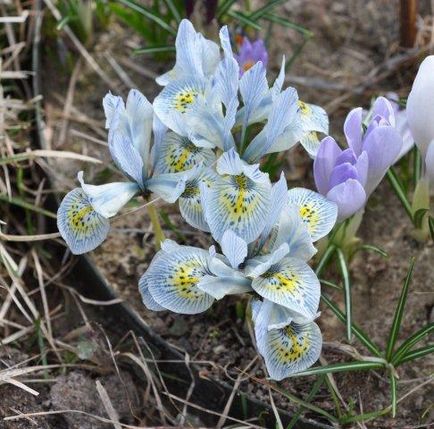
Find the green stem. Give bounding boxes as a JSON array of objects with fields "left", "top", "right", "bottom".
[
  {"left": 411, "top": 177, "right": 430, "bottom": 241},
  {"left": 147, "top": 202, "right": 165, "bottom": 250}
]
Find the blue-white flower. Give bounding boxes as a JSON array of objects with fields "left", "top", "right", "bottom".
[{"left": 58, "top": 89, "right": 201, "bottom": 255}]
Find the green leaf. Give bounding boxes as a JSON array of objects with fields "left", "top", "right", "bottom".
[
  {"left": 263, "top": 13, "right": 313, "bottom": 37},
  {"left": 397, "top": 344, "right": 434, "bottom": 364},
  {"left": 292, "top": 361, "right": 384, "bottom": 377},
  {"left": 319, "top": 279, "right": 342, "bottom": 290},
  {"left": 429, "top": 216, "right": 434, "bottom": 241},
  {"left": 134, "top": 45, "right": 176, "bottom": 55},
  {"left": 217, "top": 0, "right": 238, "bottom": 19},
  {"left": 286, "top": 375, "right": 325, "bottom": 429},
  {"left": 386, "top": 168, "right": 413, "bottom": 221},
  {"left": 336, "top": 248, "right": 352, "bottom": 341},
  {"left": 392, "top": 323, "right": 434, "bottom": 365},
  {"left": 163, "top": 0, "right": 181, "bottom": 23},
  {"left": 227, "top": 10, "right": 262, "bottom": 30},
  {"left": 390, "top": 372, "right": 397, "bottom": 417},
  {"left": 110, "top": 3, "right": 152, "bottom": 40},
  {"left": 413, "top": 208, "right": 429, "bottom": 229},
  {"left": 116, "top": 0, "right": 176, "bottom": 35},
  {"left": 0, "top": 194, "right": 57, "bottom": 219},
  {"left": 249, "top": 0, "right": 287, "bottom": 20},
  {"left": 315, "top": 244, "right": 336, "bottom": 277},
  {"left": 321, "top": 294, "right": 383, "bottom": 357},
  {"left": 354, "top": 244, "right": 388, "bottom": 258},
  {"left": 385, "top": 258, "right": 415, "bottom": 361}
]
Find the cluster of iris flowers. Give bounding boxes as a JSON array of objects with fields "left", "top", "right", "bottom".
[{"left": 57, "top": 19, "right": 408, "bottom": 379}]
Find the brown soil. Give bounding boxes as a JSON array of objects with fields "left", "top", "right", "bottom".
[{"left": 23, "top": 0, "right": 434, "bottom": 427}]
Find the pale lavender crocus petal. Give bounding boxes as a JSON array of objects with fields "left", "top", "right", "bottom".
[
  {"left": 328, "top": 163, "right": 359, "bottom": 189},
  {"left": 326, "top": 179, "right": 367, "bottom": 221},
  {"left": 354, "top": 151, "right": 369, "bottom": 187},
  {"left": 362, "top": 126, "right": 403, "bottom": 196},
  {"left": 314, "top": 136, "right": 342, "bottom": 195},
  {"left": 372, "top": 96, "right": 395, "bottom": 126},
  {"left": 344, "top": 107, "right": 363, "bottom": 155},
  {"left": 236, "top": 37, "right": 268, "bottom": 76},
  {"left": 336, "top": 148, "right": 357, "bottom": 165}
]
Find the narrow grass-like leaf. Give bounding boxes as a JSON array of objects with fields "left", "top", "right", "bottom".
[
  {"left": 320, "top": 279, "right": 342, "bottom": 290},
  {"left": 336, "top": 248, "right": 352, "bottom": 341},
  {"left": 354, "top": 244, "right": 388, "bottom": 258},
  {"left": 386, "top": 168, "right": 414, "bottom": 221},
  {"left": 385, "top": 258, "right": 415, "bottom": 361},
  {"left": 227, "top": 10, "right": 262, "bottom": 30},
  {"left": 134, "top": 45, "right": 176, "bottom": 55},
  {"left": 428, "top": 216, "right": 434, "bottom": 241},
  {"left": 392, "top": 323, "right": 434, "bottom": 365},
  {"left": 390, "top": 372, "right": 397, "bottom": 417},
  {"left": 216, "top": 0, "right": 238, "bottom": 18},
  {"left": 163, "top": 0, "right": 181, "bottom": 23},
  {"left": 286, "top": 375, "right": 325, "bottom": 429},
  {"left": 315, "top": 243, "right": 336, "bottom": 277},
  {"left": 249, "top": 0, "right": 287, "bottom": 20},
  {"left": 0, "top": 194, "right": 57, "bottom": 219},
  {"left": 395, "top": 344, "right": 434, "bottom": 365},
  {"left": 339, "top": 407, "right": 390, "bottom": 425},
  {"left": 117, "top": 0, "right": 176, "bottom": 35},
  {"left": 263, "top": 13, "right": 313, "bottom": 37},
  {"left": 292, "top": 361, "right": 384, "bottom": 377},
  {"left": 413, "top": 208, "right": 429, "bottom": 229},
  {"left": 321, "top": 294, "right": 383, "bottom": 357}
]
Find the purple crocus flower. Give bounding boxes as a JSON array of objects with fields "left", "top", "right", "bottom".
[
  {"left": 235, "top": 37, "right": 268, "bottom": 76},
  {"left": 314, "top": 97, "right": 403, "bottom": 221}
]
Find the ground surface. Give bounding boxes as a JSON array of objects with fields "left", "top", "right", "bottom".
[{"left": 1, "top": 0, "right": 434, "bottom": 428}]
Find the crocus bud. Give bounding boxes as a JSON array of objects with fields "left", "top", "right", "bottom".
[
  {"left": 235, "top": 37, "right": 268, "bottom": 76},
  {"left": 314, "top": 98, "right": 403, "bottom": 221},
  {"left": 407, "top": 56, "right": 434, "bottom": 158}
]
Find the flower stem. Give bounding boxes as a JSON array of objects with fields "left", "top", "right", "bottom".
[
  {"left": 411, "top": 176, "right": 431, "bottom": 241},
  {"left": 147, "top": 202, "right": 165, "bottom": 250}
]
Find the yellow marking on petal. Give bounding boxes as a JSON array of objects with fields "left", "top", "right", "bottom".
[
  {"left": 263, "top": 270, "right": 300, "bottom": 295},
  {"left": 67, "top": 205, "right": 94, "bottom": 234},
  {"left": 174, "top": 90, "right": 198, "bottom": 113},
  {"left": 298, "top": 101, "right": 312, "bottom": 116},
  {"left": 299, "top": 203, "right": 320, "bottom": 234},
  {"left": 169, "top": 260, "right": 202, "bottom": 299},
  {"left": 271, "top": 326, "right": 310, "bottom": 363},
  {"left": 219, "top": 174, "right": 260, "bottom": 224}
]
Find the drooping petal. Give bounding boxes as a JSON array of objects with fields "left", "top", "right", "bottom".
[
  {"left": 250, "top": 256, "right": 320, "bottom": 320},
  {"left": 344, "top": 107, "right": 363, "bottom": 155},
  {"left": 200, "top": 168, "right": 272, "bottom": 243},
  {"left": 252, "top": 299, "right": 297, "bottom": 333},
  {"left": 300, "top": 131, "right": 322, "bottom": 158},
  {"left": 78, "top": 172, "right": 139, "bottom": 218},
  {"left": 138, "top": 272, "right": 165, "bottom": 311},
  {"left": 179, "top": 168, "right": 217, "bottom": 231},
  {"left": 146, "top": 169, "right": 193, "bottom": 203},
  {"left": 287, "top": 188, "right": 337, "bottom": 242},
  {"left": 146, "top": 245, "right": 214, "bottom": 314},
  {"left": 362, "top": 126, "right": 403, "bottom": 196},
  {"left": 256, "top": 319, "right": 322, "bottom": 380},
  {"left": 57, "top": 188, "right": 110, "bottom": 255},
  {"left": 220, "top": 230, "right": 248, "bottom": 269},
  {"left": 326, "top": 179, "right": 366, "bottom": 221},
  {"left": 313, "top": 136, "right": 342, "bottom": 195},
  {"left": 153, "top": 131, "right": 215, "bottom": 175},
  {"left": 298, "top": 101, "right": 328, "bottom": 134}
]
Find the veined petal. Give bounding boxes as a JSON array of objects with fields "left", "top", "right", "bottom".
[
  {"left": 179, "top": 168, "right": 217, "bottom": 231},
  {"left": 344, "top": 107, "right": 363, "bottom": 156},
  {"left": 201, "top": 170, "right": 272, "bottom": 243},
  {"left": 154, "top": 131, "right": 215, "bottom": 174},
  {"left": 103, "top": 92, "right": 123, "bottom": 129},
  {"left": 146, "top": 245, "right": 214, "bottom": 314},
  {"left": 78, "top": 172, "right": 139, "bottom": 218},
  {"left": 268, "top": 206, "right": 317, "bottom": 262},
  {"left": 300, "top": 131, "right": 322, "bottom": 158},
  {"left": 146, "top": 169, "right": 194, "bottom": 203},
  {"left": 153, "top": 77, "right": 207, "bottom": 136},
  {"left": 326, "top": 179, "right": 366, "bottom": 221},
  {"left": 57, "top": 188, "right": 110, "bottom": 255},
  {"left": 314, "top": 136, "right": 342, "bottom": 195},
  {"left": 220, "top": 230, "right": 248, "bottom": 269},
  {"left": 287, "top": 188, "right": 337, "bottom": 242},
  {"left": 256, "top": 319, "right": 322, "bottom": 380},
  {"left": 298, "top": 101, "right": 328, "bottom": 134},
  {"left": 250, "top": 256, "right": 320, "bottom": 320},
  {"left": 139, "top": 272, "right": 165, "bottom": 311},
  {"left": 244, "top": 243, "right": 290, "bottom": 278},
  {"left": 270, "top": 56, "right": 286, "bottom": 99}
]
